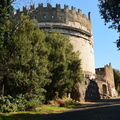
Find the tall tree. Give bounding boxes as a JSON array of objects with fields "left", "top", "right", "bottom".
[
  {"left": 0, "top": 0, "right": 50, "bottom": 104},
  {"left": 0, "top": 15, "right": 51, "bottom": 105},
  {"left": 13, "top": 16, "right": 51, "bottom": 103},
  {"left": 45, "top": 31, "right": 83, "bottom": 99},
  {"left": 113, "top": 69, "right": 120, "bottom": 93},
  {"left": 0, "top": 0, "right": 15, "bottom": 96},
  {"left": 98, "top": 0, "right": 120, "bottom": 49}
]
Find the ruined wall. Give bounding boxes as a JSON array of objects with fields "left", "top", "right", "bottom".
[
  {"left": 71, "top": 79, "right": 100, "bottom": 102},
  {"left": 96, "top": 64, "right": 118, "bottom": 98}
]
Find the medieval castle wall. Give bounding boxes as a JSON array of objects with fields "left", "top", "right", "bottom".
[
  {"left": 15, "top": 3, "right": 95, "bottom": 77},
  {"left": 96, "top": 64, "right": 118, "bottom": 98}
]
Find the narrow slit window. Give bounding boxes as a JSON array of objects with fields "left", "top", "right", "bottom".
[
  {"left": 52, "top": 16, "right": 55, "bottom": 19},
  {"left": 43, "top": 16, "right": 47, "bottom": 19}
]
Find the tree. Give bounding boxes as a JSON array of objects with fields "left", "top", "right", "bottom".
[
  {"left": 0, "top": 0, "right": 51, "bottom": 33},
  {"left": 113, "top": 69, "right": 120, "bottom": 93},
  {"left": 0, "top": 0, "right": 15, "bottom": 96},
  {"left": 45, "top": 31, "right": 83, "bottom": 99},
  {"left": 0, "top": 0, "right": 13, "bottom": 22},
  {"left": 0, "top": 15, "right": 51, "bottom": 106},
  {"left": 14, "top": 16, "right": 51, "bottom": 103},
  {"left": 0, "top": 0, "right": 50, "bottom": 107},
  {"left": 98, "top": 0, "right": 120, "bottom": 49}
]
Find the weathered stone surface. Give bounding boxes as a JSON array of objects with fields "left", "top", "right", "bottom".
[
  {"left": 71, "top": 79, "right": 100, "bottom": 102},
  {"left": 96, "top": 63, "right": 118, "bottom": 98}
]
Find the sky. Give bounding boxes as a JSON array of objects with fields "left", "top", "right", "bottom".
[{"left": 14, "top": 0, "right": 120, "bottom": 70}]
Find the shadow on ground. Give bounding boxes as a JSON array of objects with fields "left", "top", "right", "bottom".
[{"left": 1, "top": 98, "right": 120, "bottom": 120}]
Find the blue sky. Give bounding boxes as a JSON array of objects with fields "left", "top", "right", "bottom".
[
  {"left": 14, "top": 0, "right": 120, "bottom": 70},
  {"left": 49, "top": 0, "right": 119, "bottom": 70}
]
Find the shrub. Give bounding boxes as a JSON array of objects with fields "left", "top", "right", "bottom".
[
  {"left": 13, "top": 94, "right": 28, "bottom": 111},
  {"left": 0, "top": 95, "right": 17, "bottom": 112},
  {"left": 0, "top": 95, "right": 28, "bottom": 113}
]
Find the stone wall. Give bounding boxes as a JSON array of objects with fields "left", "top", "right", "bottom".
[
  {"left": 71, "top": 78, "right": 100, "bottom": 102},
  {"left": 69, "top": 36, "right": 95, "bottom": 75},
  {"left": 96, "top": 63, "right": 118, "bottom": 98},
  {"left": 15, "top": 3, "right": 92, "bottom": 32}
]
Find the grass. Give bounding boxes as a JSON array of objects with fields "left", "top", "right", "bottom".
[
  {"left": 0, "top": 105, "right": 67, "bottom": 120},
  {"left": 35, "top": 105, "right": 67, "bottom": 113},
  {"left": 64, "top": 101, "right": 82, "bottom": 108},
  {"left": 0, "top": 101, "right": 82, "bottom": 120}
]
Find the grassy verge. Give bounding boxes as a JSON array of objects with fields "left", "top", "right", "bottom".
[
  {"left": 0, "top": 101, "right": 82, "bottom": 120},
  {"left": 0, "top": 105, "right": 67, "bottom": 120},
  {"left": 63, "top": 101, "right": 82, "bottom": 108}
]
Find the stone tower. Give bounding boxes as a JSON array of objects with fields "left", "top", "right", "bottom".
[{"left": 15, "top": 3, "right": 95, "bottom": 78}]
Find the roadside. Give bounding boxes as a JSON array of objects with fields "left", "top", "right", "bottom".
[
  {"left": 0, "top": 99, "right": 82, "bottom": 120},
  {"left": 1, "top": 97, "right": 120, "bottom": 120}
]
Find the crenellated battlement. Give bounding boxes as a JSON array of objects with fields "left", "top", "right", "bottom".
[
  {"left": 16, "top": 3, "right": 92, "bottom": 32},
  {"left": 17, "top": 3, "right": 89, "bottom": 18}
]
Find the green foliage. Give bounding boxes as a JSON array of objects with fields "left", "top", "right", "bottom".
[
  {"left": 0, "top": 0, "right": 15, "bottom": 97},
  {"left": 0, "top": 0, "right": 50, "bottom": 101},
  {"left": 0, "top": 0, "right": 14, "bottom": 23},
  {"left": 0, "top": 95, "right": 28, "bottom": 113},
  {"left": 12, "top": 16, "right": 50, "bottom": 96},
  {"left": 0, "top": 94, "right": 46, "bottom": 113},
  {"left": 45, "top": 31, "right": 83, "bottom": 99},
  {"left": 0, "top": 0, "right": 14, "bottom": 49},
  {"left": 98, "top": 0, "right": 120, "bottom": 49},
  {"left": 0, "top": 15, "right": 51, "bottom": 106},
  {"left": 98, "top": 0, "right": 120, "bottom": 30},
  {"left": 0, "top": 0, "right": 83, "bottom": 111},
  {"left": 113, "top": 69, "right": 120, "bottom": 93}
]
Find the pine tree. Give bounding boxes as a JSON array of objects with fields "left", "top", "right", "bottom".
[
  {"left": 0, "top": 0, "right": 15, "bottom": 96},
  {"left": 45, "top": 31, "right": 83, "bottom": 99},
  {"left": 0, "top": 15, "right": 51, "bottom": 105},
  {"left": 10, "top": 16, "right": 50, "bottom": 99}
]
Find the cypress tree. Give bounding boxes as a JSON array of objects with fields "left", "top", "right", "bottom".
[{"left": 45, "top": 31, "right": 83, "bottom": 99}]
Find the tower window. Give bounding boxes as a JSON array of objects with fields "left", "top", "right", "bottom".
[
  {"left": 52, "top": 16, "right": 55, "bottom": 19},
  {"left": 43, "top": 16, "right": 47, "bottom": 19}
]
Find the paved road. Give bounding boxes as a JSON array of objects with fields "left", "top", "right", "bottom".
[{"left": 26, "top": 98, "right": 120, "bottom": 120}]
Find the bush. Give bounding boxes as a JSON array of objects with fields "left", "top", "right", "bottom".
[
  {"left": 0, "top": 94, "right": 44, "bottom": 113},
  {"left": 0, "top": 94, "right": 28, "bottom": 113},
  {"left": 0, "top": 95, "right": 17, "bottom": 112},
  {"left": 13, "top": 94, "right": 28, "bottom": 111}
]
